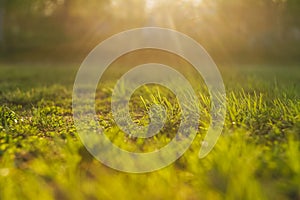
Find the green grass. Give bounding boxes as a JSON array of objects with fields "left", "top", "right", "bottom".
[{"left": 0, "top": 63, "right": 299, "bottom": 200}]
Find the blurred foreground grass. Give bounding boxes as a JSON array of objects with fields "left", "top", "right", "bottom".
[{"left": 0, "top": 63, "right": 299, "bottom": 200}]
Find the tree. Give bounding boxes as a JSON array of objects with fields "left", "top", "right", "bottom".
[{"left": 0, "top": 0, "right": 4, "bottom": 49}]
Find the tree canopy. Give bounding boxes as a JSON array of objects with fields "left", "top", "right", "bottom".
[{"left": 0, "top": 0, "right": 299, "bottom": 62}]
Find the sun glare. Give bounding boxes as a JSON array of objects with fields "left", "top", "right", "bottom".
[
  {"left": 146, "top": 0, "right": 204, "bottom": 11},
  {"left": 145, "top": 0, "right": 156, "bottom": 10},
  {"left": 182, "top": 0, "right": 203, "bottom": 6}
]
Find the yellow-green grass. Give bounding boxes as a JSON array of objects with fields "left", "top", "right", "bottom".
[{"left": 0, "top": 63, "right": 299, "bottom": 200}]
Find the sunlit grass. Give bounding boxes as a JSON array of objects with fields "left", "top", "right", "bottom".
[{"left": 0, "top": 64, "right": 299, "bottom": 199}]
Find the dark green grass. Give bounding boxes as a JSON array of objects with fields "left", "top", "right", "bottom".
[{"left": 0, "top": 63, "right": 299, "bottom": 200}]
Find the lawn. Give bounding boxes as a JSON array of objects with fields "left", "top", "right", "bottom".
[{"left": 0, "top": 63, "right": 299, "bottom": 200}]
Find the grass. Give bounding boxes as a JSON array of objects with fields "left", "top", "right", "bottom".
[{"left": 0, "top": 63, "right": 299, "bottom": 200}]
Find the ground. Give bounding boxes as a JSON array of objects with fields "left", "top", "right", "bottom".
[{"left": 0, "top": 63, "right": 299, "bottom": 200}]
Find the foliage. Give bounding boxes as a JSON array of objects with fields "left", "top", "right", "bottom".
[{"left": 1, "top": 0, "right": 300, "bottom": 62}]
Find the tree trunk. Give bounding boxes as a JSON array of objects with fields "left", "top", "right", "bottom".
[
  {"left": 0, "top": 5, "right": 4, "bottom": 45},
  {"left": 0, "top": 0, "right": 5, "bottom": 52}
]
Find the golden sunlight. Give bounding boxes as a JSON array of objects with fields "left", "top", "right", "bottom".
[
  {"left": 182, "top": 0, "right": 204, "bottom": 6},
  {"left": 145, "top": 0, "right": 156, "bottom": 10},
  {"left": 146, "top": 0, "right": 204, "bottom": 11}
]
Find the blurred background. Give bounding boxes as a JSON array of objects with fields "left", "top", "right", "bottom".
[{"left": 0, "top": 0, "right": 299, "bottom": 64}]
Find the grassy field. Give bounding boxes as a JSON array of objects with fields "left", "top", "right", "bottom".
[{"left": 0, "top": 63, "right": 299, "bottom": 200}]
